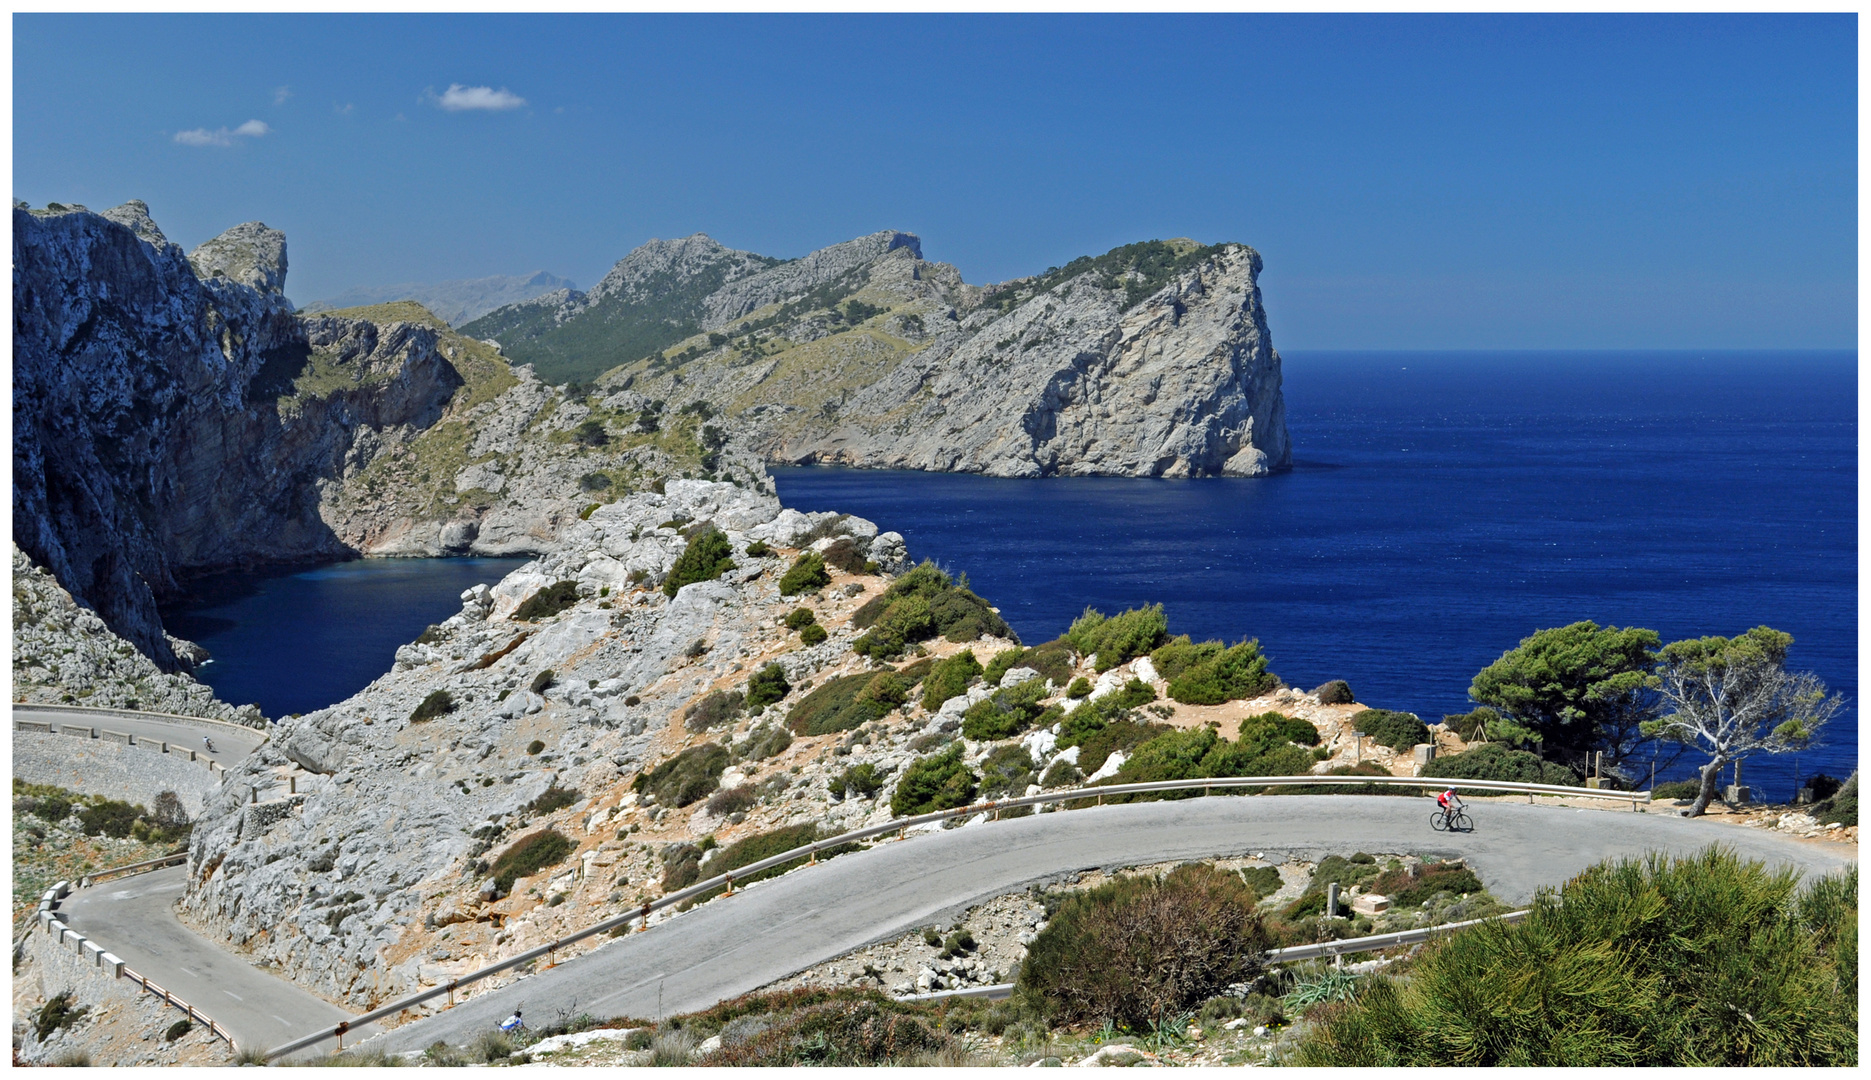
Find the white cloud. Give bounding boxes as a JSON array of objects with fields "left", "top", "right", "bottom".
[
  {"left": 173, "top": 120, "right": 271, "bottom": 147},
  {"left": 273, "top": 85, "right": 292, "bottom": 105},
  {"left": 432, "top": 84, "right": 526, "bottom": 112}
]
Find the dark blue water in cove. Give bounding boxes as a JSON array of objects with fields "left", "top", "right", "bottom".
[
  {"left": 773, "top": 351, "right": 1858, "bottom": 800},
  {"left": 161, "top": 557, "right": 528, "bottom": 719}
]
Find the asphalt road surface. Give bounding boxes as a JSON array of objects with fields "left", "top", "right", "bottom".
[
  {"left": 13, "top": 705, "right": 266, "bottom": 768},
  {"left": 57, "top": 866, "right": 371, "bottom": 1058},
  {"left": 357, "top": 795, "right": 1854, "bottom": 1055}
]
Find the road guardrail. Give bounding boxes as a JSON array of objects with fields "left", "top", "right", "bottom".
[
  {"left": 264, "top": 773, "right": 1648, "bottom": 1060},
  {"left": 11, "top": 702, "right": 265, "bottom": 739},
  {"left": 15, "top": 717, "right": 233, "bottom": 779},
  {"left": 32, "top": 867, "right": 236, "bottom": 1051}
]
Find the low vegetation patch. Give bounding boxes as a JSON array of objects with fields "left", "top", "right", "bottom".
[
  {"left": 891, "top": 745, "right": 979, "bottom": 815},
  {"left": 778, "top": 551, "right": 832, "bottom": 596},
  {"left": 787, "top": 671, "right": 907, "bottom": 736},
  {"left": 745, "top": 663, "right": 791, "bottom": 711},
  {"left": 686, "top": 690, "right": 744, "bottom": 732},
  {"left": 633, "top": 742, "right": 729, "bottom": 807},
  {"left": 1065, "top": 605, "right": 1169, "bottom": 672},
  {"left": 1313, "top": 679, "right": 1356, "bottom": 704},
  {"left": 1154, "top": 637, "right": 1279, "bottom": 705},
  {"left": 961, "top": 678, "right": 1061, "bottom": 741},
  {"left": 13, "top": 779, "right": 191, "bottom": 845},
  {"left": 664, "top": 526, "right": 736, "bottom": 596},
  {"left": 1018, "top": 863, "right": 1270, "bottom": 1028},
  {"left": 1295, "top": 848, "right": 1858, "bottom": 1065},
  {"left": 514, "top": 580, "right": 580, "bottom": 621},
  {"left": 850, "top": 562, "right": 1012, "bottom": 659},
  {"left": 490, "top": 829, "right": 574, "bottom": 894},
  {"left": 409, "top": 689, "right": 455, "bottom": 722},
  {"left": 920, "top": 649, "right": 982, "bottom": 710},
  {"left": 528, "top": 785, "right": 581, "bottom": 815},
  {"left": 1349, "top": 709, "right": 1430, "bottom": 752}
]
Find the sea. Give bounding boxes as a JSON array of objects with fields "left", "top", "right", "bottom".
[
  {"left": 163, "top": 350, "right": 1856, "bottom": 799},
  {"left": 771, "top": 351, "right": 1858, "bottom": 799}
]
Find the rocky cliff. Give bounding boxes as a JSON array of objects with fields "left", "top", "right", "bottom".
[{"left": 464, "top": 233, "right": 1290, "bottom": 479}]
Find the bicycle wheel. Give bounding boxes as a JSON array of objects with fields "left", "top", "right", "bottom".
[
  {"left": 1429, "top": 809, "right": 1448, "bottom": 831},
  {"left": 1455, "top": 810, "right": 1474, "bottom": 832}
]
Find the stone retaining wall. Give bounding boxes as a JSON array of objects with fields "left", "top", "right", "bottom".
[{"left": 12, "top": 729, "right": 219, "bottom": 817}]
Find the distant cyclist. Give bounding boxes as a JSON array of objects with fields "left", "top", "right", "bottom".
[
  {"left": 499, "top": 1009, "right": 524, "bottom": 1035},
  {"left": 1436, "top": 788, "right": 1464, "bottom": 828},
  {"left": 202, "top": 736, "right": 216, "bottom": 754}
]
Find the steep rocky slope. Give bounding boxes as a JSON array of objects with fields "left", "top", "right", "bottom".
[{"left": 465, "top": 234, "right": 1290, "bottom": 478}]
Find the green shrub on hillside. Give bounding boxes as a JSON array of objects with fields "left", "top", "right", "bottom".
[
  {"left": 960, "top": 678, "right": 1057, "bottom": 741},
  {"left": 634, "top": 743, "right": 730, "bottom": 807},
  {"left": 1421, "top": 742, "right": 1580, "bottom": 789},
  {"left": 919, "top": 649, "right": 982, "bottom": 711},
  {"left": 1164, "top": 639, "right": 1278, "bottom": 705},
  {"left": 744, "top": 539, "right": 772, "bottom": 558},
  {"left": 1238, "top": 711, "right": 1320, "bottom": 750},
  {"left": 685, "top": 690, "right": 744, "bottom": 732},
  {"left": 1020, "top": 639, "right": 1077, "bottom": 685},
  {"left": 819, "top": 537, "right": 870, "bottom": 574},
  {"left": 746, "top": 663, "right": 791, "bottom": 711},
  {"left": 1442, "top": 706, "right": 1501, "bottom": 743},
  {"left": 784, "top": 608, "right": 817, "bottom": 631},
  {"left": 1097, "top": 727, "right": 1313, "bottom": 801},
  {"left": 491, "top": 829, "right": 574, "bottom": 894},
  {"left": 983, "top": 647, "right": 1029, "bottom": 687},
  {"left": 850, "top": 562, "right": 1011, "bottom": 658},
  {"left": 778, "top": 552, "right": 832, "bottom": 596},
  {"left": 515, "top": 580, "right": 580, "bottom": 620},
  {"left": 735, "top": 723, "right": 792, "bottom": 762},
  {"left": 787, "top": 672, "right": 902, "bottom": 736},
  {"left": 1108, "top": 677, "right": 1157, "bottom": 710},
  {"left": 1065, "top": 605, "right": 1169, "bottom": 672},
  {"left": 1351, "top": 709, "right": 1430, "bottom": 752},
  {"left": 664, "top": 527, "right": 737, "bottom": 597},
  {"left": 410, "top": 689, "right": 455, "bottom": 722},
  {"left": 799, "top": 623, "right": 828, "bottom": 646},
  {"left": 705, "top": 989, "right": 960, "bottom": 1066},
  {"left": 1814, "top": 772, "right": 1857, "bottom": 827},
  {"left": 828, "top": 762, "right": 886, "bottom": 801},
  {"left": 1313, "top": 680, "right": 1356, "bottom": 704},
  {"left": 1018, "top": 863, "right": 1270, "bottom": 1027},
  {"left": 1066, "top": 676, "right": 1093, "bottom": 699},
  {"left": 1295, "top": 848, "right": 1858, "bottom": 1066},
  {"left": 979, "top": 744, "right": 1037, "bottom": 799},
  {"left": 891, "top": 746, "right": 979, "bottom": 816}
]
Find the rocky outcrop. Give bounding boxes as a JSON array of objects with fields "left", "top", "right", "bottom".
[
  {"left": 764, "top": 243, "right": 1289, "bottom": 477},
  {"left": 177, "top": 480, "right": 905, "bottom": 1006},
  {"left": 10, "top": 545, "right": 261, "bottom": 724},
  {"left": 468, "top": 231, "right": 1289, "bottom": 479}
]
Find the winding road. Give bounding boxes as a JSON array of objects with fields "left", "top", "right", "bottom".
[
  {"left": 355, "top": 795, "right": 1853, "bottom": 1055},
  {"left": 13, "top": 704, "right": 265, "bottom": 767}
]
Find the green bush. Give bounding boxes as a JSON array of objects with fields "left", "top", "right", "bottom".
[
  {"left": 1814, "top": 771, "right": 1857, "bottom": 827},
  {"left": 920, "top": 649, "right": 982, "bottom": 711},
  {"left": 665, "top": 527, "right": 737, "bottom": 597},
  {"left": 983, "top": 647, "right": 1029, "bottom": 686},
  {"left": 685, "top": 690, "right": 744, "bottom": 732},
  {"left": 164, "top": 1019, "right": 193, "bottom": 1041},
  {"left": 1350, "top": 709, "right": 1430, "bottom": 752},
  {"left": 1294, "top": 848, "right": 1858, "bottom": 1065},
  {"left": 706, "top": 784, "right": 756, "bottom": 816},
  {"left": 527, "top": 739, "right": 546, "bottom": 755},
  {"left": 633, "top": 742, "right": 730, "bottom": 807},
  {"left": 829, "top": 762, "right": 887, "bottom": 800},
  {"left": 1369, "top": 861, "right": 1486, "bottom": 908},
  {"left": 515, "top": 580, "right": 580, "bottom": 620},
  {"left": 1240, "top": 865, "right": 1284, "bottom": 900},
  {"left": 799, "top": 623, "right": 828, "bottom": 646},
  {"left": 779, "top": 552, "right": 831, "bottom": 596},
  {"left": 1150, "top": 636, "right": 1223, "bottom": 680},
  {"left": 491, "top": 829, "right": 574, "bottom": 893},
  {"left": 746, "top": 664, "right": 791, "bottom": 711},
  {"left": 529, "top": 785, "right": 581, "bottom": 814},
  {"left": 530, "top": 669, "right": 556, "bottom": 694},
  {"left": 784, "top": 607, "right": 817, "bottom": 631},
  {"left": 1652, "top": 778, "right": 1703, "bottom": 800},
  {"left": 820, "top": 537, "right": 869, "bottom": 574},
  {"left": 410, "top": 689, "right": 455, "bottom": 722},
  {"left": 787, "top": 673, "right": 899, "bottom": 736},
  {"left": 78, "top": 798, "right": 143, "bottom": 839},
  {"left": 705, "top": 989, "right": 959, "bottom": 1066},
  {"left": 891, "top": 746, "right": 979, "bottom": 816},
  {"left": 1040, "top": 756, "right": 1083, "bottom": 788},
  {"left": 960, "top": 678, "right": 1055, "bottom": 741},
  {"left": 1018, "top": 863, "right": 1270, "bottom": 1027},
  {"left": 978, "top": 744, "right": 1037, "bottom": 799},
  {"left": 1069, "top": 719, "right": 1170, "bottom": 772},
  {"left": 1065, "top": 605, "right": 1170, "bottom": 672},
  {"left": 1164, "top": 640, "right": 1278, "bottom": 705},
  {"left": 850, "top": 562, "right": 1012, "bottom": 658},
  {"left": 1099, "top": 728, "right": 1314, "bottom": 800},
  {"left": 33, "top": 992, "right": 89, "bottom": 1040},
  {"left": 736, "top": 723, "right": 792, "bottom": 762},
  {"left": 1066, "top": 676, "right": 1092, "bottom": 699},
  {"left": 1313, "top": 680, "right": 1355, "bottom": 705},
  {"left": 1421, "top": 743, "right": 1580, "bottom": 789},
  {"left": 1109, "top": 677, "right": 1157, "bottom": 709},
  {"left": 1238, "top": 711, "right": 1320, "bottom": 750},
  {"left": 1020, "top": 639, "right": 1077, "bottom": 685},
  {"left": 744, "top": 539, "right": 772, "bottom": 558}
]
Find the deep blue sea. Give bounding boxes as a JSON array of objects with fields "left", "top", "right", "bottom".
[
  {"left": 773, "top": 351, "right": 1858, "bottom": 800},
  {"left": 161, "top": 557, "right": 528, "bottom": 718}
]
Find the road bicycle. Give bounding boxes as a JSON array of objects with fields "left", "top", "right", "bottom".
[{"left": 1429, "top": 806, "right": 1473, "bottom": 832}]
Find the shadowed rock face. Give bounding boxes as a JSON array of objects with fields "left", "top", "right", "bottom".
[{"left": 13, "top": 204, "right": 463, "bottom": 669}]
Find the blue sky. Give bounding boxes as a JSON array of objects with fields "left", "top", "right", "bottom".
[{"left": 13, "top": 13, "right": 1856, "bottom": 348}]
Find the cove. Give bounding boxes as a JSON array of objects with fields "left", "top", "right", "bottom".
[
  {"left": 772, "top": 350, "right": 1857, "bottom": 799},
  {"left": 161, "top": 557, "right": 530, "bottom": 720}
]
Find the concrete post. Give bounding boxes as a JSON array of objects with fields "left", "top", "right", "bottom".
[{"left": 1326, "top": 882, "right": 1340, "bottom": 918}]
